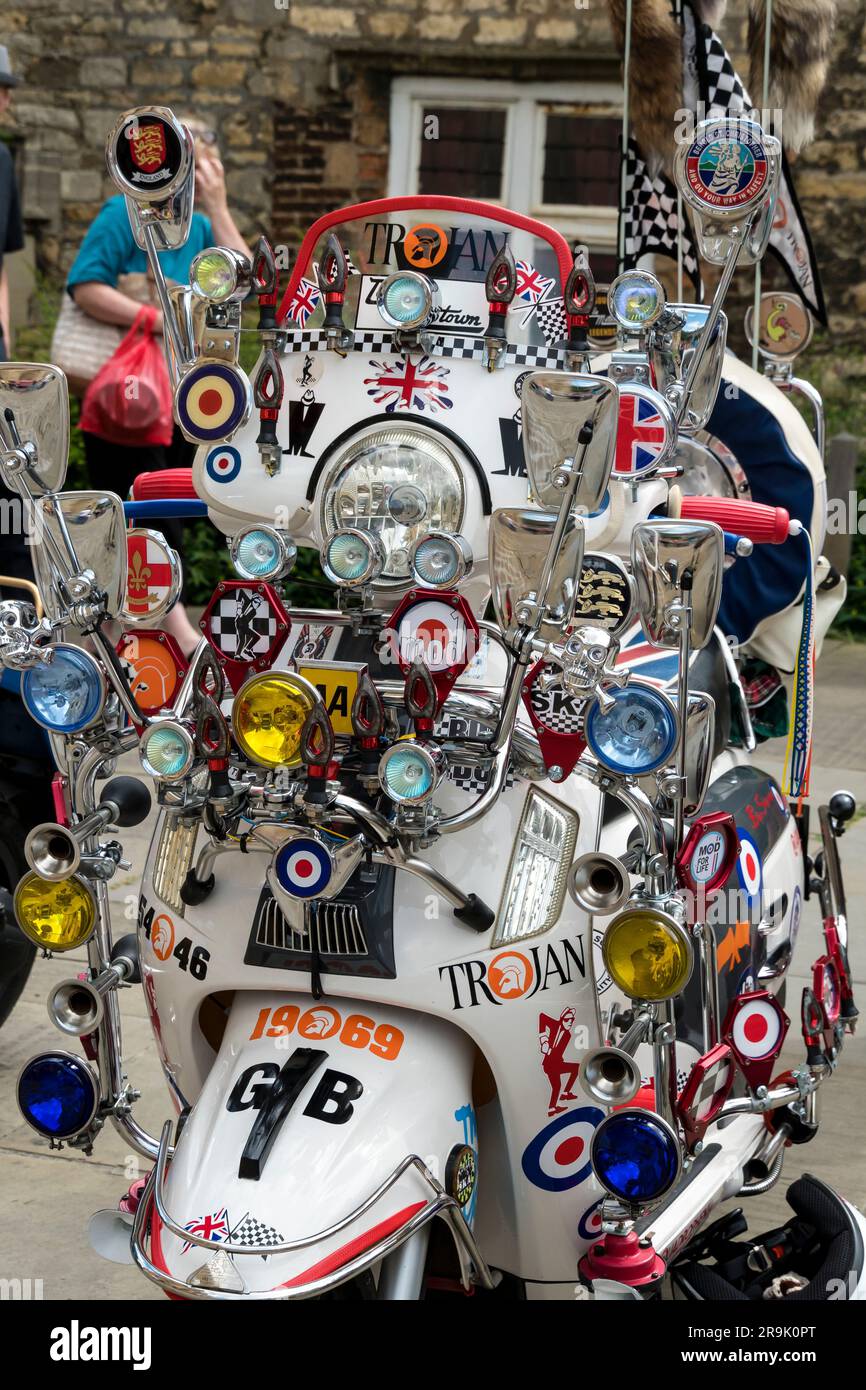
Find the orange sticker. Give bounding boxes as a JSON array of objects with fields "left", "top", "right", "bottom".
[
  {"left": 404, "top": 222, "right": 448, "bottom": 270},
  {"left": 151, "top": 913, "right": 175, "bottom": 962},
  {"left": 118, "top": 631, "right": 186, "bottom": 713},
  {"left": 487, "top": 949, "right": 535, "bottom": 1001},
  {"left": 249, "top": 1004, "right": 404, "bottom": 1061}
]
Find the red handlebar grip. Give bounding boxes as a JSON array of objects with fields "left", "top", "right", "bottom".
[
  {"left": 679, "top": 496, "right": 791, "bottom": 545},
  {"left": 131, "top": 468, "right": 198, "bottom": 502}
]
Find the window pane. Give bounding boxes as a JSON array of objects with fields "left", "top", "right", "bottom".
[
  {"left": 418, "top": 107, "right": 506, "bottom": 200},
  {"left": 543, "top": 113, "right": 621, "bottom": 207}
]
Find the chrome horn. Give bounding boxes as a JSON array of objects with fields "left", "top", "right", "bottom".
[
  {"left": 567, "top": 852, "right": 630, "bottom": 916},
  {"left": 24, "top": 776, "right": 152, "bottom": 881},
  {"left": 578, "top": 1007, "right": 653, "bottom": 1107},
  {"left": 48, "top": 935, "right": 140, "bottom": 1037}
]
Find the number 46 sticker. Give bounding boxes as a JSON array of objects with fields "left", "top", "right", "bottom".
[{"left": 139, "top": 902, "right": 210, "bottom": 981}]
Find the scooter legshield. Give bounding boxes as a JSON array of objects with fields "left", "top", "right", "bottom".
[{"left": 146, "top": 990, "right": 477, "bottom": 1296}]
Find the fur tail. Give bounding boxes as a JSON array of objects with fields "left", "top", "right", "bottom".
[{"left": 748, "top": 0, "right": 837, "bottom": 153}]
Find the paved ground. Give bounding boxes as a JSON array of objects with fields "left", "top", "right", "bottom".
[{"left": 0, "top": 640, "right": 864, "bottom": 1300}]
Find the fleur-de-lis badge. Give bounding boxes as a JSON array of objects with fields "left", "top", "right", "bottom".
[{"left": 128, "top": 548, "right": 153, "bottom": 595}]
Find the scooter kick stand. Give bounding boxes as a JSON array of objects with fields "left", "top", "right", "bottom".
[{"left": 579, "top": 1230, "right": 666, "bottom": 1289}]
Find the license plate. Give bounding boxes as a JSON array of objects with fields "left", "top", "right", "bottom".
[{"left": 297, "top": 661, "right": 366, "bottom": 736}]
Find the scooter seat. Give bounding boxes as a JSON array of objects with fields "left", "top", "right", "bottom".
[{"left": 673, "top": 1174, "right": 864, "bottom": 1301}]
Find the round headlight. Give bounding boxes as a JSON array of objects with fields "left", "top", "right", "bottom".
[
  {"left": 379, "top": 742, "right": 439, "bottom": 804},
  {"left": 585, "top": 684, "right": 678, "bottom": 777},
  {"left": 321, "top": 529, "right": 385, "bottom": 588},
  {"left": 411, "top": 532, "right": 472, "bottom": 588},
  {"left": 139, "top": 720, "right": 195, "bottom": 781},
  {"left": 377, "top": 272, "right": 436, "bottom": 330},
  {"left": 190, "top": 246, "right": 251, "bottom": 304},
  {"left": 591, "top": 1109, "right": 682, "bottom": 1206},
  {"left": 232, "top": 671, "right": 319, "bottom": 769},
  {"left": 17, "top": 1051, "right": 99, "bottom": 1139},
  {"left": 21, "top": 645, "right": 106, "bottom": 734},
  {"left": 231, "top": 526, "right": 297, "bottom": 582},
  {"left": 608, "top": 270, "right": 665, "bottom": 330},
  {"left": 14, "top": 872, "right": 97, "bottom": 952},
  {"left": 602, "top": 906, "right": 693, "bottom": 1001},
  {"left": 320, "top": 425, "right": 465, "bottom": 583}
]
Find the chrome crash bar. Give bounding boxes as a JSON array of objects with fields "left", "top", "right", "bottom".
[{"left": 131, "top": 1120, "right": 494, "bottom": 1300}]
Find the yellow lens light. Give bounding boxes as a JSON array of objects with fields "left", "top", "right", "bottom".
[
  {"left": 232, "top": 672, "right": 319, "bottom": 769},
  {"left": 602, "top": 907, "right": 693, "bottom": 1002},
  {"left": 14, "top": 872, "right": 97, "bottom": 952},
  {"left": 192, "top": 250, "right": 235, "bottom": 302}
]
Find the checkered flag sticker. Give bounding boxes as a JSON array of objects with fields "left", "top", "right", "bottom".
[
  {"left": 535, "top": 296, "right": 568, "bottom": 347},
  {"left": 621, "top": 137, "right": 702, "bottom": 296},
  {"left": 210, "top": 594, "right": 278, "bottom": 659},
  {"left": 230, "top": 1213, "right": 285, "bottom": 1258}
]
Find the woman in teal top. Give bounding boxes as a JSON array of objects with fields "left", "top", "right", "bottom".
[{"left": 67, "top": 121, "right": 250, "bottom": 652}]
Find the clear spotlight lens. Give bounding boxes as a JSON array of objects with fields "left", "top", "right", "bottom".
[
  {"left": 17, "top": 1052, "right": 99, "bottom": 1139},
  {"left": 609, "top": 271, "right": 664, "bottom": 329},
  {"left": 232, "top": 527, "right": 294, "bottom": 581},
  {"left": 322, "top": 530, "right": 383, "bottom": 587},
  {"left": 379, "top": 743, "right": 436, "bottom": 803},
  {"left": 378, "top": 273, "right": 434, "bottom": 329},
  {"left": 191, "top": 249, "right": 237, "bottom": 303},
  {"left": 591, "top": 1109, "right": 681, "bottom": 1205},
  {"left": 585, "top": 684, "right": 678, "bottom": 776},
  {"left": 139, "top": 722, "right": 194, "bottom": 780},
  {"left": 412, "top": 533, "right": 471, "bottom": 587},
  {"left": 13, "top": 872, "right": 97, "bottom": 952},
  {"left": 21, "top": 645, "right": 104, "bottom": 733},
  {"left": 602, "top": 906, "right": 693, "bottom": 1001}
]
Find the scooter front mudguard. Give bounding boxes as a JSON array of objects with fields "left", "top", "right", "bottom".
[{"left": 141, "top": 990, "right": 479, "bottom": 1297}]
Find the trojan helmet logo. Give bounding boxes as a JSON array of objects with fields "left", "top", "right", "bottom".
[
  {"left": 128, "top": 122, "right": 167, "bottom": 173},
  {"left": 404, "top": 223, "right": 448, "bottom": 270}
]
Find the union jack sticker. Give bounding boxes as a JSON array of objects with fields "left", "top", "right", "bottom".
[
  {"left": 364, "top": 355, "right": 453, "bottom": 415},
  {"left": 285, "top": 277, "right": 322, "bottom": 327},
  {"left": 613, "top": 383, "right": 676, "bottom": 476}
]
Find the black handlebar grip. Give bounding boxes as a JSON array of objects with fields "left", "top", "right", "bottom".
[
  {"left": 111, "top": 933, "right": 141, "bottom": 985},
  {"left": 453, "top": 894, "right": 496, "bottom": 933},
  {"left": 100, "top": 776, "right": 152, "bottom": 828}
]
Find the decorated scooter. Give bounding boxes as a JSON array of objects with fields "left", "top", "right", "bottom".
[{"left": 0, "top": 103, "right": 861, "bottom": 1301}]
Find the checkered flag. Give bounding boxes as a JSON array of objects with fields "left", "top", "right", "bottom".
[
  {"left": 230, "top": 1213, "right": 284, "bottom": 1258},
  {"left": 534, "top": 296, "right": 568, "bottom": 347},
  {"left": 688, "top": 8, "right": 827, "bottom": 322},
  {"left": 620, "top": 137, "right": 702, "bottom": 296}
]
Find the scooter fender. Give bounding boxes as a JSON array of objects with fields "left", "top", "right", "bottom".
[{"left": 148, "top": 991, "right": 477, "bottom": 1295}]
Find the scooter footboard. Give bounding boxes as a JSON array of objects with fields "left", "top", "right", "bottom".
[{"left": 137, "top": 991, "right": 481, "bottom": 1298}]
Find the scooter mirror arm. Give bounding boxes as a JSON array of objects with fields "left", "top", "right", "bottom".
[
  {"left": 778, "top": 376, "right": 825, "bottom": 459},
  {"left": 141, "top": 221, "right": 189, "bottom": 377},
  {"left": 715, "top": 1067, "right": 821, "bottom": 1125},
  {"left": 664, "top": 212, "right": 755, "bottom": 428},
  {"left": 574, "top": 755, "right": 672, "bottom": 895}
]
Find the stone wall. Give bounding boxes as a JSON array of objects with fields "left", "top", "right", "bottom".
[{"left": 1, "top": 0, "right": 864, "bottom": 345}]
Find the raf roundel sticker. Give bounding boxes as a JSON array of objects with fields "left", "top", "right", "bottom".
[
  {"left": 736, "top": 831, "right": 763, "bottom": 902},
  {"left": 685, "top": 128, "right": 769, "bottom": 211},
  {"left": 206, "top": 444, "right": 242, "bottom": 485},
  {"left": 578, "top": 1198, "right": 605, "bottom": 1242},
  {"left": 730, "top": 996, "right": 783, "bottom": 1061},
  {"left": 176, "top": 362, "right": 250, "bottom": 443},
  {"left": 274, "top": 838, "right": 333, "bottom": 900},
  {"left": 397, "top": 599, "right": 467, "bottom": 673},
  {"left": 521, "top": 1106, "right": 603, "bottom": 1193}
]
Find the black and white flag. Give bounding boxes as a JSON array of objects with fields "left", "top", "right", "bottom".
[
  {"left": 619, "top": 136, "right": 703, "bottom": 296},
  {"left": 685, "top": 5, "right": 827, "bottom": 322}
]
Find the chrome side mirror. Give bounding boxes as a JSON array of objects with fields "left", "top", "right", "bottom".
[
  {"left": 0, "top": 364, "right": 70, "bottom": 494},
  {"left": 649, "top": 306, "right": 728, "bottom": 435},
  {"left": 522, "top": 373, "right": 617, "bottom": 514},
  {"left": 489, "top": 508, "right": 585, "bottom": 639},
  {"left": 630, "top": 520, "right": 724, "bottom": 652},
  {"left": 32, "top": 491, "right": 126, "bottom": 623},
  {"left": 105, "top": 107, "right": 195, "bottom": 251}
]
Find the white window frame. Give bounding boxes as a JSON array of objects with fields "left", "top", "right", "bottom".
[{"left": 388, "top": 77, "right": 622, "bottom": 253}]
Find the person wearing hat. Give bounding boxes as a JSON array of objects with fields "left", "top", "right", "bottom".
[{"left": 0, "top": 45, "right": 23, "bottom": 361}]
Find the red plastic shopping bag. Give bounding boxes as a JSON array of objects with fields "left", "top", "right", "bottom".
[{"left": 79, "top": 305, "right": 174, "bottom": 446}]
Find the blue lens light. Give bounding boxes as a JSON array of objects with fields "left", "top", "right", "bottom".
[
  {"left": 591, "top": 1110, "right": 681, "bottom": 1205},
  {"left": 234, "top": 528, "right": 282, "bottom": 579},
  {"left": 17, "top": 1052, "right": 98, "bottom": 1139},
  {"left": 381, "top": 274, "right": 431, "bottom": 327},
  {"left": 585, "top": 684, "right": 677, "bottom": 776},
  {"left": 380, "top": 744, "right": 435, "bottom": 802},
  {"left": 21, "top": 645, "right": 104, "bottom": 733},
  {"left": 139, "top": 723, "right": 193, "bottom": 779},
  {"left": 413, "top": 536, "right": 459, "bottom": 586},
  {"left": 324, "top": 531, "right": 381, "bottom": 586}
]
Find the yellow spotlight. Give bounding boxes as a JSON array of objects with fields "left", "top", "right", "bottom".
[
  {"left": 232, "top": 671, "right": 320, "bottom": 769},
  {"left": 602, "top": 906, "right": 693, "bottom": 1002},
  {"left": 14, "top": 872, "right": 97, "bottom": 952}
]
